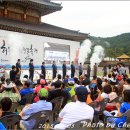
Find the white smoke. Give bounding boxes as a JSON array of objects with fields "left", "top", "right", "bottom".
[
  {"left": 78, "top": 39, "right": 92, "bottom": 65},
  {"left": 90, "top": 45, "right": 105, "bottom": 68},
  {"left": 8, "top": 33, "right": 25, "bottom": 65},
  {"left": 44, "top": 42, "right": 50, "bottom": 48}
]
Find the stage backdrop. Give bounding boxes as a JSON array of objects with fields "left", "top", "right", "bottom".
[{"left": 0, "top": 29, "right": 80, "bottom": 68}]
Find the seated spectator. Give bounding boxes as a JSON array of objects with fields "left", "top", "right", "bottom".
[
  {"left": 0, "top": 97, "right": 16, "bottom": 130},
  {"left": 19, "top": 81, "right": 34, "bottom": 105},
  {"left": 110, "top": 73, "right": 117, "bottom": 85},
  {"left": 0, "top": 79, "right": 21, "bottom": 102},
  {"left": 79, "top": 75, "right": 84, "bottom": 85},
  {"left": 116, "top": 74, "right": 123, "bottom": 82},
  {"left": 19, "top": 88, "right": 52, "bottom": 130},
  {"left": 0, "top": 77, "right": 5, "bottom": 93},
  {"left": 82, "top": 80, "right": 91, "bottom": 93},
  {"left": 54, "top": 86, "right": 94, "bottom": 130},
  {"left": 47, "top": 80, "right": 69, "bottom": 108},
  {"left": 74, "top": 77, "right": 79, "bottom": 88},
  {"left": 0, "top": 77, "right": 5, "bottom": 84},
  {"left": 15, "top": 75, "right": 23, "bottom": 90},
  {"left": 23, "top": 75, "right": 32, "bottom": 85},
  {"left": 104, "top": 90, "right": 130, "bottom": 128},
  {"left": 96, "top": 84, "right": 118, "bottom": 112},
  {"left": 91, "top": 76, "right": 97, "bottom": 88},
  {"left": 67, "top": 78, "right": 75, "bottom": 97},
  {"left": 84, "top": 74, "right": 91, "bottom": 84},
  {"left": 96, "top": 77, "right": 103, "bottom": 91},
  {"left": 107, "top": 74, "right": 112, "bottom": 84},
  {"left": 123, "top": 78, "right": 130, "bottom": 91},
  {"left": 63, "top": 75, "right": 69, "bottom": 84},
  {"left": 102, "top": 78, "right": 108, "bottom": 88},
  {"left": 0, "top": 97, "right": 14, "bottom": 117},
  {"left": 34, "top": 79, "right": 48, "bottom": 102},
  {"left": 97, "top": 85, "right": 112, "bottom": 101},
  {"left": 20, "top": 81, "right": 34, "bottom": 97},
  {"left": 0, "top": 122, "right": 6, "bottom": 130}
]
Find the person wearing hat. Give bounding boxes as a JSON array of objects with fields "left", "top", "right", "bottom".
[
  {"left": 29, "top": 59, "right": 34, "bottom": 81},
  {"left": 34, "top": 79, "right": 48, "bottom": 102},
  {"left": 0, "top": 78, "right": 21, "bottom": 102},
  {"left": 54, "top": 86, "right": 94, "bottom": 130},
  {"left": 19, "top": 88, "right": 52, "bottom": 130}
]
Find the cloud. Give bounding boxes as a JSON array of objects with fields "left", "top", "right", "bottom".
[{"left": 42, "top": 1, "right": 130, "bottom": 37}]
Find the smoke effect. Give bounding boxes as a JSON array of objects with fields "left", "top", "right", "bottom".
[
  {"left": 8, "top": 33, "right": 25, "bottom": 65},
  {"left": 78, "top": 39, "right": 92, "bottom": 65},
  {"left": 90, "top": 45, "right": 105, "bottom": 68},
  {"left": 44, "top": 42, "right": 50, "bottom": 48}
]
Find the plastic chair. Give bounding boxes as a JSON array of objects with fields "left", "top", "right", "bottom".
[
  {"left": 109, "top": 97, "right": 120, "bottom": 103},
  {"left": 20, "top": 93, "right": 35, "bottom": 109},
  {"left": 24, "top": 110, "right": 52, "bottom": 130},
  {"left": 94, "top": 98, "right": 109, "bottom": 124},
  {"left": 10, "top": 102, "right": 19, "bottom": 112},
  {"left": 65, "top": 119, "right": 91, "bottom": 130},
  {"left": 0, "top": 114, "right": 21, "bottom": 130},
  {"left": 50, "top": 96, "right": 64, "bottom": 121},
  {"left": 104, "top": 109, "right": 130, "bottom": 129},
  {"left": 21, "top": 93, "right": 35, "bottom": 104}
]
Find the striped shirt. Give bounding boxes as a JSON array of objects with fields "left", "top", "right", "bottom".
[{"left": 0, "top": 91, "right": 21, "bottom": 102}]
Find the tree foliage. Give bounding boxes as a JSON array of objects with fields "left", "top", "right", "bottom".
[{"left": 90, "top": 33, "right": 130, "bottom": 58}]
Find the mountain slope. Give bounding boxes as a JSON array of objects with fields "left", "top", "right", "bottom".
[{"left": 90, "top": 33, "right": 130, "bottom": 57}]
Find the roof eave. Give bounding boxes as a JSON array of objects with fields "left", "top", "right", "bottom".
[{"left": 0, "top": 24, "right": 87, "bottom": 42}]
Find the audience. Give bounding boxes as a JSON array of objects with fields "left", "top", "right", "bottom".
[
  {"left": 0, "top": 97, "right": 14, "bottom": 117},
  {"left": 47, "top": 80, "right": 69, "bottom": 108},
  {"left": 0, "top": 62, "right": 130, "bottom": 129},
  {"left": 34, "top": 79, "right": 48, "bottom": 102},
  {"left": 19, "top": 81, "right": 34, "bottom": 105},
  {"left": 0, "top": 79, "right": 21, "bottom": 102},
  {"left": 19, "top": 88, "right": 52, "bottom": 130},
  {"left": 54, "top": 86, "right": 94, "bottom": 130},
  {"left": 104, "top": 90, "right": 130, "bottom": 128}
]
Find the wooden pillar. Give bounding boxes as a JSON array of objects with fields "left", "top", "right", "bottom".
[
  {"left": 39, "top": 17, "right": 41, "bottom": 22},
  {"left": 4, "top": 7, "right": 8, "bottom": 17},
  {"left": 23, "top": 13, "right": 26, "bottom": 20},
  {"left": 4, "top": 2, "right": 8, "bottom": 17}
]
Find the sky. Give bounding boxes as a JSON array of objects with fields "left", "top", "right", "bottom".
[{"left": 42, "top": 1, "right": 130, "bottom": 37}]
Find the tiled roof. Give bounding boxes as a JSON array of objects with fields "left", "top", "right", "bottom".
[{"left": 0, "top": 17, "right": 88, "bottom": 42}]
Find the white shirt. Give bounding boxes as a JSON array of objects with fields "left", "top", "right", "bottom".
[
  {"left": 123, "top": 85, "right": 130, "bottom": 90},
  {"left": 101, "top": 92, "right": 109, "bottom": 99},
  {"left": 86, "top": 85, "right": 91, "bottom": 93},
  {"left": 3, "top": 82, "right": 15, "bottom": 88},
  {"left": 54, "top": 101, "right": 94, "bottom": 130}
]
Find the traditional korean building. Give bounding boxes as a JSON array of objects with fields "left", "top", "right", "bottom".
[
  {"left": 117, "top": 54, "right": 130, "bottom": 62},
  {"left": 0, "top": 0, "right": 88, "bottom": 67}
]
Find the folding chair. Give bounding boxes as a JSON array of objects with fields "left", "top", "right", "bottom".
[
  {"left": 0, "top": 114, "right": 21, "bottom": 130},
  {"left": 10, "top": 102, "right": 19, "bottom": 112},
  {"left": 20, "top": 93, "right": 35, "bottom": 109},
  {"left": 65, "top": 119, "right": 91, "bottom": 130},
  {"left": 94, "top": 98, "right": 109, "bottom": 124},
  {"left": 50, "top": 96, "right": 64, "bottom": 121},
  {"left": 24, "top": 110, "right": 52, "bottom": 130}
]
